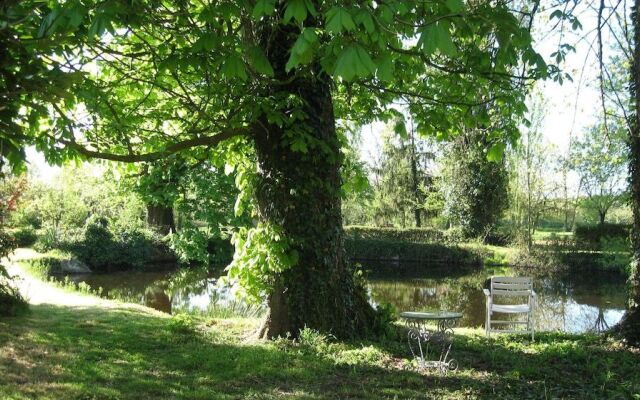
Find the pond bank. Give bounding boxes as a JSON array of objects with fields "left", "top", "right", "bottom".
[{"left": 2, "top": 252, "right": 640, "bottom": 399}]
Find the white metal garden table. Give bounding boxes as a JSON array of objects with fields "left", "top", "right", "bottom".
[{"left": 400, "top": 311, "right": 463, "bottom": 373}]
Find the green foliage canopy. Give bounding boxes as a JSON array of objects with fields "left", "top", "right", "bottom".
[
  {"left": 2, "top": 0, "right": 554, "bottom": 167},
  {"left": 1, "top": 0, "right": 558, "bottom": 303}
]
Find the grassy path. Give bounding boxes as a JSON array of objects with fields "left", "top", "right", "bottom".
[
  {"left": 1, "top": 251, "right": 640, "bottom": 399},
  {"left": 6, "top": 249, "right": 144, "bottom": 309}
]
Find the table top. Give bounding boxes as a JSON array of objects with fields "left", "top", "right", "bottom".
[{"left": 400, "top": 311, "right": 463, "bottom": 321}]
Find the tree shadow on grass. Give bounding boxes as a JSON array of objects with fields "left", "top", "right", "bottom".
[
  {"left": 0, "top": 304, "right": 499, "bottom": 400},
  {"left": 449, "top": 331, "right": 640, "bottom": 399},
  {"left": 5, "top": 304, "right": 637, "bottom": 399}
]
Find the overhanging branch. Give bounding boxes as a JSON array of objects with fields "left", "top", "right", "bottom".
[{"left": 58, "top": 128, "right": 248, "bottom": 163}]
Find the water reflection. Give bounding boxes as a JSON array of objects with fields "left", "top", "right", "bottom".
[
  {"left": 367, "top": 267, "right": 627, "bottom": 333},
  {"left": 57, "top": 269, "right": 263, "bottom": 317},
  {"left": 55, "top": 265, "right": 627, "bottom": 333}
]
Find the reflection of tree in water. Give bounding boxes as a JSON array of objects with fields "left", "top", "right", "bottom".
[
  {"left": 593, "top": 308, "right": 609, "bottom": 332},
  {"left": 368, "top": 269, "right": 488, "bottom": 327},
  {"left": 144, "top": 286, "right": 172, "bottom": 313},
  {"left": 60, "top": 267, "right": 264, "bottom": 316},
  {"left": 368, "top": 267, "right": 628, "bottom": 333},
  {"left": 61, "top": 264, "right": 627, "bottom": 330}
]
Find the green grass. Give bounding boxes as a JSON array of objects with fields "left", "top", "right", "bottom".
[
  {"left": 532, "top": 229, "right": 574, "bottom": 243},
  {"left": 17, "top": 258, "right": 103, "bottom": 297},
  {"left": 1, "top": 302, "right": 639, "bottom": 399}
]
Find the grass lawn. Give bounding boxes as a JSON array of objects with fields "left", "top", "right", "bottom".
[
  {"left": 2, "top": 303, "right": 640, "bottom": 399},
  {"left": 2, "top": 257, "right": 640, "bottom": 399}
]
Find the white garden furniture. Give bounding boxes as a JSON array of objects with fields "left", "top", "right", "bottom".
[{"left": 484, "top": 276, "right": 536, "bottom": 340}]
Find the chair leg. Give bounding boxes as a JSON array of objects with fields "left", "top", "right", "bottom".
[
  {"left": 485, "top": 309, "right": 490, "bottom": 338},
  {"left": 531, "top": 313, "right": 535, "bottom": 342}
]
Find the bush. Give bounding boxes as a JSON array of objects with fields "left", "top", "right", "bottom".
[
  {"left": 0, "top": 264, "right": 27, "bottom": 316},
  {"left": 344, "top": 225, "right": 445, "bottom": 243},
  {"left": 10, "top": 226, "right": 37, "bottom": 247},
  {"left": 0, "top": 231, "right": 27, "bottom": 316},
  {"left": 344, "top": 238, "right": 482, "bottom": 266},
  {"left": 61, "top": 219, "right": 170, "bottom": 272},
  {"left": 574, "top": 223, "right": 630, "bottom": 245},
  {"left": 33, "top": 226, "right": 60, "bottom": 253}
]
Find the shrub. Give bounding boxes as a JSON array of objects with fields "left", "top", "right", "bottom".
[
  {"left": 0, "top": 264, "right": 27, "bottom": 316},
  {"left": 574, "top": 223, "right": 630, "bottom": 245},
  {"left": 0, "top": 231, "right": 27, "bottom": 316},
  {"left": 60, "top": 219, "right": 169, "bottom": 272},
  {"left": 10, "top": 226, "right": 37, "bottom": 247},
  {"left": 33, "top": 226, "right": 60, "bottom": 253},
  {"left": 344, "top": 225, "right": 445, "bottom": 243},
  {"left": 442, "top": 227, "right": 465, "bottom": 244}
]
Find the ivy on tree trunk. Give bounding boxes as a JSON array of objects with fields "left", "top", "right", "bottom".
[
  {"left": 616, "top": 0, "right": 640, "bottom": 345},
  {"left": 253, "top": 22, "right": 376, "bottom": 339}
]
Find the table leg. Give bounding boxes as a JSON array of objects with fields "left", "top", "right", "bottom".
[{"left": 406, "top": 319, "right": 458, "bottom": 374}]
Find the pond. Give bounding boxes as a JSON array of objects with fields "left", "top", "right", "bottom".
[{"left": 54, "top": 265, "right": 628, "bottom": 334}]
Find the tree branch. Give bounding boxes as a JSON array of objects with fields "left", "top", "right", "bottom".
[{"left": 57, "top": 128, "right": 248, "bottom": 163}]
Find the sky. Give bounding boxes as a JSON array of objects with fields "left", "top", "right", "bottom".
[
  {"left": 356, "top": 1, "right": 622, "bottom": 173},
  {"left": 26, "top": 1, "right": 625, "bottom": 186}
]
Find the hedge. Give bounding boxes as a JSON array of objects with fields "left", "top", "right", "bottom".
[
  {"left": 344, "top": 226, "right": 447, "bottom": 244},
  {"left": 9, "top": 227, "right": 37, "bottom": 247},
  {"left": 574, "top": 223, "right": 630, "bottom": 244},
  {"left": 344, "top": 238, "right": 482, "bottom": 266}
]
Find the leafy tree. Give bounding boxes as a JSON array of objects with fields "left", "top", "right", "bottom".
[
  {"left": 369, "top": 119, "right": 435, "bottom": 227},
  {"left": 508, "top": 94, "right": 560, "bottom": 248},
  {"left": 442, "top": 130, "right": 510, "bottom": 239},
  {"left": 340, "top": 126, "right": 373, "bottom": 226},
  {"left": 3, "top": 0, "right": 552, "bottom": 338},
  {"left": 572, "top": 123, "right": 628, "bottom": 226}
]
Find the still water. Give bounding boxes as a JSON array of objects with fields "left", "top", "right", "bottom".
[{"left": 55, "top": 266, "right": 628, "bottom": 334}]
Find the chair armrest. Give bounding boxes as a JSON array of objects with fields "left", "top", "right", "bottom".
[{"left": 483, "top": 289, "right": 490, "bottom": 297}]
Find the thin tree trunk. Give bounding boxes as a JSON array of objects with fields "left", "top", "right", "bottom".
[
  {"left": 254, "top": 19, "right": 376, "bottom": 339},
  {"left": 409, "top": 122, "right": 422, "bottom": 227},
  {"left": 146, "top": 204, "right": 175, "bottom": 235}
]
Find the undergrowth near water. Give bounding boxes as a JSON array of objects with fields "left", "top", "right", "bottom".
[{"left": 18, "top": 259, "right": 103, "bottom": 297}]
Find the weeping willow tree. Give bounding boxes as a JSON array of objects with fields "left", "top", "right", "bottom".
[{"left": 2, "top": 0, "right": 555, "bottom": 338}]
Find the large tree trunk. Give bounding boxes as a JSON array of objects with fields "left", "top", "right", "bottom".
[
  {"left": 616, "top": 0, "right": 640, "bottom": 345},
  {"left": 146, "top": 204, "right": 175, "bottom": 235},
  {"left": 253, "top": 21, "right": 376, "bottom": 339}
]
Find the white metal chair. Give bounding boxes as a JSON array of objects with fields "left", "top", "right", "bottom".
[{"left": 483, "top": 276, "right": 536, "bottom": 340}]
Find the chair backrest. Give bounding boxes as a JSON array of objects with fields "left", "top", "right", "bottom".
[{"left": 490, "top": 276, "right": 533, "bottom": 298}]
